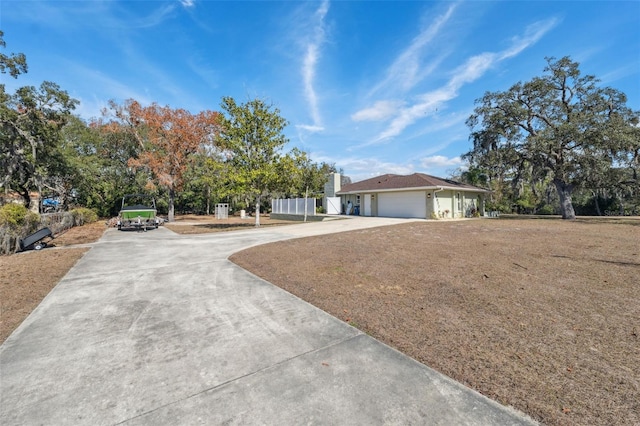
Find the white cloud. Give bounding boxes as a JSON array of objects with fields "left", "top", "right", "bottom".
[
  {"left": 371, "top": 87, "right": 454, "bottom": 143},
  {"left": 338, "top": 157, "right": 416, "bottom": 182},
  {"left": 351, "top": 100, "right": 404, "bottom": 122},
  {"left": 499, "top": 17, "right": 560, "bottom": 60},
  {"left": 180, "top": 0, "right": 195, "bottom": 8},
  {"left": 296, "top": 124, "right": 324, "bottom": 133},
  {"left": 369, "top": 3, "right": 457, "bottom": 96},
  {"left": 366, "top": 17, "right": 558, "bottom": 145},
  {"left": 300, "top": 0, "right": 329, "bottom": 132},
  {"left": 420, "top": 155, "right": 464, "bottom": 169}
]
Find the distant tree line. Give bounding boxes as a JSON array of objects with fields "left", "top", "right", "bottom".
[
  {"left": 1, "top": 32, "right": 336, "bottom": 223},
  {"left": 2, "top": 32, "right": 638, "bottom": 222}
]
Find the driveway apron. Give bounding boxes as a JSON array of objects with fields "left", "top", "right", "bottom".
[{"left": 0, "top": 218, "right": 536, "bottom": 425}]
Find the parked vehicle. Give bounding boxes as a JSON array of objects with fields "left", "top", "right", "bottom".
[{"left": 117, "top": 195, "right": 160, "bottom": 231}]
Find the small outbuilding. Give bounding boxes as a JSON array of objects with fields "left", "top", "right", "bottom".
[{"left": 336, "top": 173, "right": 488, "bottom": 219}]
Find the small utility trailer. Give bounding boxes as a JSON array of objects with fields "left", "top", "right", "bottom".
[
  {"left": 20, "top": 227, "right": 54, "bottom": 251},
  {"left": 117, "top": 195, "right": 160, "bottom": 231}
]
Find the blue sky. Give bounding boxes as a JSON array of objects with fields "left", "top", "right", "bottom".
[{"left": 3, "top": 0, "right": 639, "bottom": 181}]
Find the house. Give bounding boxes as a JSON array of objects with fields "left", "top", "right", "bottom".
[{"left": 335, "top": 173, "right": 488, "bottom": 219}]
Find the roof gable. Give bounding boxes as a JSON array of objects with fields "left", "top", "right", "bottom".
[{"left": 337, "top": 173, "right": 487, "bottom": 194}]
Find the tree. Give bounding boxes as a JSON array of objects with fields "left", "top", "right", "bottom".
[
  {"left": 465, "top": 57, "right": 640, "bottom": 219},
  {"left": 181, "top": 148, "right": 230, "bottom": 215},
  {"left": 1, "top": 32, "right": 78, "bottom": 209},
  {"left": 273, "top": 149, "right": 332, "bottom": 221},
  {"left": 0, "top": 30, "right": 27, "bottom": 78},
  {"left": 217, "top": 97, "right": 289, "bottom": 227},
  {"left": 102, "top": 99, "right": 221, "bottom": 222},
  {"left": 60, "top": 116, "right": 146, "bottom": 216}
]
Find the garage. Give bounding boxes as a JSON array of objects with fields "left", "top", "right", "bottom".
[
  {"left": 378, "top": 191, "right": 426, "bottom": 218},
  {"left": 335, "top": 173, "right": 488, "bottom": 219}
]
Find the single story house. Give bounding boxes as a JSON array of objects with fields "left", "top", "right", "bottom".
[{"left": 336, "top": 173, "right": 489, "bottom": 219}]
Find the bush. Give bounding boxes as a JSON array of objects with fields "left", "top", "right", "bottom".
[
  {"left": 0, "top": 203, "right": 40, "bottom": 229},
  {"left": 70, "top": 207, "right": 98, "bottom": 226},
  {"left": 0, "top": 204, "right": 41, "bottom": 255},
  {"left": 537, "top": 204, "right": 556, "bottom": 215}
]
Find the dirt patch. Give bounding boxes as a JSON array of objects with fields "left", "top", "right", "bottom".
[
  {"left": 0, "top": 221, "right": 107, "bottom": 344},
  {"left": 230, "top": 218, "right": 640, "bottom": 426}
]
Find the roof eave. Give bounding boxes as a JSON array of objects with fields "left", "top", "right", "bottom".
[{"left": 337, "top": 185, "right": 489, "bottom": 195}]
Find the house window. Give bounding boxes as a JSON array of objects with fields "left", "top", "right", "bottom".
[
  {"left": 457, "top": 193, "right": 462, "bottom": 211},
  {"left": 356, "top": 195, "right": 360, "bottom": 204}
]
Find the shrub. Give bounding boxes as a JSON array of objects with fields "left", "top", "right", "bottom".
[
  {"left": 70, "top": 207, "right": 98, "bottom": 226},
  {"left": 0, "top": 204, "right": 41, "bottom": 255},
  {"left": 0, "top": 203, "right": 40, "bottom": 229}
]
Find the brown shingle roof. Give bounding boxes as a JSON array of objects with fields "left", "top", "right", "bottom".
[{"left": 337, "top": 173, "right": 488, "bottom": 194}]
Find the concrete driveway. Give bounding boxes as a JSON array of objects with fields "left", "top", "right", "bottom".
[{"left": 0, "top": 217, "right": 536, "bottom": 425}]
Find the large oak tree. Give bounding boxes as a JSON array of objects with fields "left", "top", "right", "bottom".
[
  {"left": 465, "top": 57, "right": 639, "bottom": 219},
  {"left": 1, "top": 32, "right": 77, "bottom": 209}
]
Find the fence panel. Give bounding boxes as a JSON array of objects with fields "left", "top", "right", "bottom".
[{"left": 271, "top": 198, "right": 316, "bottom": 216}]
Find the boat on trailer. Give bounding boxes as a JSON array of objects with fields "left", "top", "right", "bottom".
[{"left": 117, "top": 195, "right": 160, "bottom": 231}]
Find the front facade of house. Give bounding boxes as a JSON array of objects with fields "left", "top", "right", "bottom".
[{"left": 336, "top": 173, "right": 488, "bottom": 219}]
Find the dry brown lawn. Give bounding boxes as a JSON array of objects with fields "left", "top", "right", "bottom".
[
  {"left": 231, "top": 217, "right": 640, "bottom": 426},
  {"left": 2, "top": 216, "right": 638, "bottom": 426},
  {"left": 0, "top": 221, "right": 106, "bottom": 343}
]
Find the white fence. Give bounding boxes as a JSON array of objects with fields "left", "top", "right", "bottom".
[{"left": 271, "top": 198, "right": 316, "bottom": 216}]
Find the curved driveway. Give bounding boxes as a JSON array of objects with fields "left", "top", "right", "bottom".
[{"left": 1, "top": 217, "right": 536, "bottom": 425}]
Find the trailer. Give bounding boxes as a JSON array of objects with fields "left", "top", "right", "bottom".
[
  {"left": 20, "top": 227, "right": 54, "bottom": 251},
  {"left": 117, "top": 195, "right": 160, "bottom": 231}
]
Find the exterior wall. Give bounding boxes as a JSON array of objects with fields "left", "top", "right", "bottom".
[
  {"left": 323, "top": 173, "right": 342, "bottom": 213},
  {"left": 341, "top": 194, "right": 360, "bottom": 215},
  {"left": 426, "top": 191, "right": 433, "bottom": 217},
  {"left": 341, "top": 190, "right": 485, "bottom": 218},
  {"left": 433, "top": 190, "right": 453, "bottom": 218}
]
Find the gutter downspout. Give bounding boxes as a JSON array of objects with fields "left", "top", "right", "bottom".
[{"left": 432, "top": 187, "right": 444, "bottom": 218}]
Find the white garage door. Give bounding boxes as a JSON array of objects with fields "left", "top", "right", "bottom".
[{"left": 378, "top": 191, "right": 426, "bottom": 218}]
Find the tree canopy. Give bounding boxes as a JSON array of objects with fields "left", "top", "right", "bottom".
[
  {"left": 465, "top": 57, "right": 640, "bottom": 219},
  {"left": 100, "top": 99, "right": 221, "bottom": 221},
  {"left": 217, "top": 96, "right": 289, "bottom": 226},
  {"left": 1, "top": 33, "right": 78, "bottom": 209}
]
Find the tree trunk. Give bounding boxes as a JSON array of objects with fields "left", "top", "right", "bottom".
[
  {"left": 168, "top": 187, "right": 175, "bottom": 222},
  {"left": 553, "top": 179, "right": 576, "bottom": 219},
  {"left": 18, "top": 185, "right": 31, "bottom": 209},
  {"left": 255, "top": 195, "right": 261, "bottom": 227},
  {"left": 593, "top": 192, "right": 602, "bottom": 216},
  {"left": 206, "top": 186, "right": 210, "bottom": 216}
]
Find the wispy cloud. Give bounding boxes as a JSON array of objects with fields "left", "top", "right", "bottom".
[
  {"left": 128, "top": 3, "right": 178, "bottom": 29},
  {"left": 179, "top": 0, "right": 195, "bottom": 8},
  {"left": 369, "top": 3, "right": 458, "bottom": 97},
  {"left": 499, "top": 17, "right": 560, "bottom": 60},
  {"left": 358, "top": 17, "right": 559, "bottom": 145},
  {"left": 298, "top": 0, "right": 330, "bottom": 133},
  {"left": 351, "top": 100, "right": 405, "bottom": 122}
]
